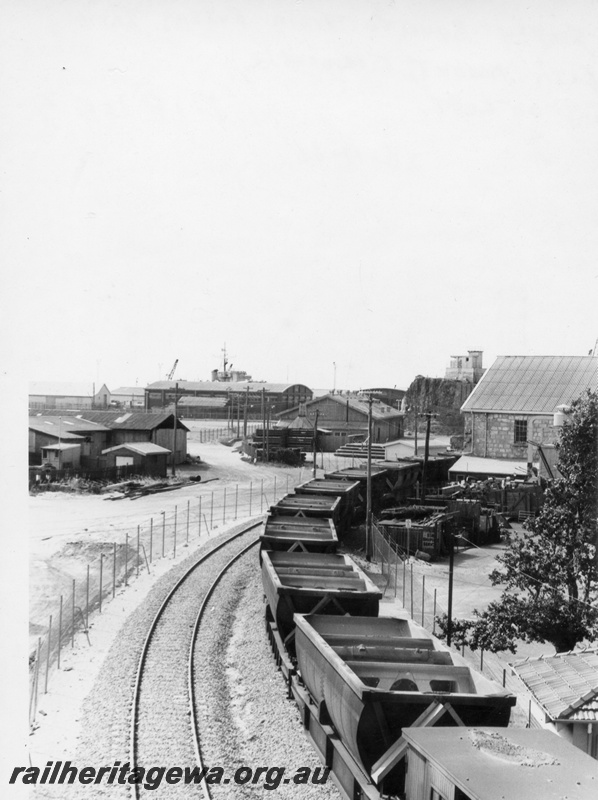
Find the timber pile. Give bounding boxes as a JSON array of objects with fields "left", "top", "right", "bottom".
[{"left": 104, "top": 476, "right": 217, "bottom": 500}]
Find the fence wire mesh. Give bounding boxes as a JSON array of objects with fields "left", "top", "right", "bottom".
[
  {"left": 370, "top": 522, "right": 538, "bottom": 724},
  {"left": 28, "top": 468, "right": 312, "bottom": 727}
]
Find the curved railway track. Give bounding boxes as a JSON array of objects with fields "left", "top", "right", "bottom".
[{"left": 130, "top": 520, "right": 262, "bottom": 799}]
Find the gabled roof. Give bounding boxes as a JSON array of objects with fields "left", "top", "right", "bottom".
[
  {"left": 102, "top": 442, "right": 171, "bottom": 456},
  {"left": 461, "top": 355, "right": 598, "bottom": 415},
  {"left": 41, "top": 443, "right": 82, "bottom": 451},
  {"left": 78, "top": 411, "right": 189, "bottom": 431},
  {"left": 29, "top": 418, "right": 86, "bottom": 440},
  {"left": 512, "top": 648, "right": 598, "bottom": 722},
  {"left": 278, "top": 393, "right": 403, "bottom": 421}
]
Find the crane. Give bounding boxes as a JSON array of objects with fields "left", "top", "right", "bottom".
[{"left": 167, "top": 359, "right": 178, "bottom": 381}]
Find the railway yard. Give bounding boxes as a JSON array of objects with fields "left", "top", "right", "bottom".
[{"left": 27, "top": 424, "right": 594, "bottom": 799}]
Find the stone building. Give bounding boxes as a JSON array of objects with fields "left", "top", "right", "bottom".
[{"left": 460, "top": 354, "right": 598, "bottom": 460}]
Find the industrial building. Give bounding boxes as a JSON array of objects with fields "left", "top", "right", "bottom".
[
  {"left": 459, "top": 355, "right": 598, "bottom": 463},
  {"left": 276, "top": 393, "right": 404, "bottom": 451},
  {"left": 144, "top": 380, "right": 313, "bottom": 418}
]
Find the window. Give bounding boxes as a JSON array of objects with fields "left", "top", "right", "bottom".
[{"left": 514, "top": 419, "right": 528, "bottom": 444}]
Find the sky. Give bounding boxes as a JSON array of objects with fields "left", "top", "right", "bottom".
[
  {"left": 3, "top": 0, "right": 598, "bottom": 397},
  {"left": 1, "top": 1, "right": 598, "bottom": 780}
]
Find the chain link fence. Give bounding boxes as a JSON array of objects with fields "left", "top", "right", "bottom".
[{"left": 371, "top": 521, "right": 538, "bottom": 725}]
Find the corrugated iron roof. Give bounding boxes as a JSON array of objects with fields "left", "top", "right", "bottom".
[
  {"left": 512, "top": 649, "right": 598, "bottom": 721},
  {"left": 461, "top": 355, "right": 598, "bottom": 414},
  {"left": 278, "top": 393, "right": 403, "bottom": 421},
  {"left": 102, "top": 442, "right": 171, "bottom": 456},
  {"left": 79, "top": 411, "right": 189, "bottom": 431}
]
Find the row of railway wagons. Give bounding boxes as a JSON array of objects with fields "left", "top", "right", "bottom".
[{"left": 257, "top": 466, "right": 597, "bottom": 800}]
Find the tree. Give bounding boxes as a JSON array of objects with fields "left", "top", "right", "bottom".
[{"left": 436, "top": 389, "right": 598, "bottom": 654}]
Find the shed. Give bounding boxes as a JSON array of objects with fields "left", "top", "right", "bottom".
[
  {"left": 460, "top": 355, "right": 598, "bottom": 461},
  {"left": 40, "top": 443, "right": 81, "bottom": 469},
  {"left": 101, "top": 443, "right": 171, "bottom": 477},
  {"left": 402, "top": 726, "right": 598, "bottom": 800}
]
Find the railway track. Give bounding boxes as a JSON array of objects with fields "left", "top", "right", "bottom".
[{"left": 130, "top": 519, "right": 262, "bottom": 799}]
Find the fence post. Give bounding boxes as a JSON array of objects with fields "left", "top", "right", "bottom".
[
  {"left": 402, "top": 559, "right": 406, "bottom": 606},
  {"left": 58, "top": 595, "right": 63, "bottom": 669},
  {"left": 421, "top": 575, "right": 425, "bottom": 627},
  {"left": 44, "top": 615, "right": 52, "bottom": 694},
  {"left": 173, "top": 520, "right": 177, "bottom": 559},
  {"left": 480, "top": 649, "right": 484, "bottom": 672},
  {"left": 210, "top": 492, "right": 214, "bottom": 528},
  {"left": 71, "top": 580, "right": 75, "bottom": 648},
  {"left": 100, "top": 555, "right": 105, "bottom": 613},
  {"left": 186, "top": 500, "right": 190, "bottom": 544},
  {"left": 203, "top": 514, "right": 210, "bottom": 535},
  {"left": 136, "top": 526, "right": 140, "bottom": 578},
  {"left": 34, "top": 638, "right": 41, "bottom": 720},
  {"left": 223, "top": 487, "right": 227, "bottom": 524},
  {"left": 86, "top": 565, "right": 90, "bottom": 629},
  {"left": 162, "top": 512, "right": 166, "bottom": 557},
  {"left": 235, "top": 485, "right": 238, "bottom": 519},
  {"left": 149, "top": 518, "right": 153, "bottom": 564},
  {"left": 125, "top": 533, "right": 129, "bottom": 586},
  {"left": 112, "top": 542, "right": 116, "bottom": 599},
  {"left": 502, "top": 668, "right": 506, "bottom": 687},
  {"left": 249, "top": 482, "right": 253, "bottom": 515}
]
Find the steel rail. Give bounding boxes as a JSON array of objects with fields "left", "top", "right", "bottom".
[
  {"left": 188, "top": 536, "right": 260, "bottom": 799},
  {"left": 130, "top": 519, "right": 263, "bottom": 799}
]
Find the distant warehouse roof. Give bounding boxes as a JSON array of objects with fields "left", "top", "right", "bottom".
[
  {"left": 145, "top": 380, "right": 311, "bottom": 394},
  {"left": 177, "top": 396, "right": 228, "bottom": 408},
  {"left": 461, "top": 355, "right": 598, "bottom": 415}
]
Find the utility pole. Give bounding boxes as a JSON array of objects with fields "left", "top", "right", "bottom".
[
  {"left": 421, "top": 411, "right": 436, "bottom": 499},
  {"left": 366, "top": 394, "right": 373, "bottom": 561},
  {"left": 414, "top": 396, "right": 418, "bottom": 456},
  {"left": 243, "top": 386, "right": 249, "bottom": 438},
  {"left": 447, "top": 530, "right": 455, "bottom": 647},
  {"left": 312, "top": 410, "right": 319, "bottom": 479},
  {"left": 171, "top": 382, "right": 178, "bottom": 477},
  {"left": 261, "top": 388, "right": 266, "bottom": 462}
]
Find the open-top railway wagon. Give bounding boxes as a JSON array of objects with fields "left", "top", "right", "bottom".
[
  {"left": 261, "top": 551, "right": 382, "bottom": 644},
  {"left": 269, "top": 493, "right": 343, "bottom": 526},
  {"left": 293, "top": 479, "right": 361, "bottom": 536},
  {"left": 293, "top": 614, "right": 516, "bottom": 798},
  {"left": 324, "top": 466, "right": 390, "bottom": 516},
  {"left": 260, "top": 515, "right": 339, "bottom": 555}
]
